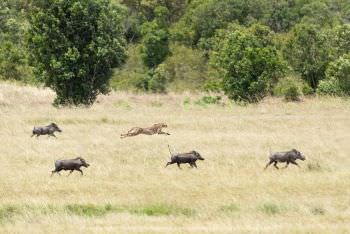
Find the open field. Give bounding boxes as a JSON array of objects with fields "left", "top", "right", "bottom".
[{"left": 0, "top": 83, "right": 350, "bottom": 233}]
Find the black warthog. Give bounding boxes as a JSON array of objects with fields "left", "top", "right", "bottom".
[
  {"left": 165, "top": 145, "right": 205, "bottom": 169},
  {"left": 265, "top": 149, "right": 306, "bottom": 169},
  {"left": 31, "top": 123, "right": 62, "bottom": 137},
  {"left": 51, "top": 157, "right": 90, "bottom": 176}
]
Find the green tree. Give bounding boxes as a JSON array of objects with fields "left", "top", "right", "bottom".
[
  {"left": 324, "top": 54, "right": 350, "bottom": 95},
  {"left": 283, "top": 23, "right": 331, "bottom": 89},
  {"left": 28, "top": 0, "right": 127, "bottom": 106},
  {"left": 140, "top": 22, "right": 170, "bottom": 69},
  {"left": 211, "top": 24, "right": 286, "bottom": 102},
  {"left": 331, "top": 24, "right": 350, "bottom": 57}
]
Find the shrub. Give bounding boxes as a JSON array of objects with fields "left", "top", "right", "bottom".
[
  {"left": 195, "top": 95, "right": 222, "bottom": 106},
  {"left": 28, "top": 0, "right": 127, "bottom": 106},
  {"left": 211, "top": 24, "right": 287, "bottom": 103},
  {"left": 135, "top": 66, "right": 168, "bottom": 93},
  {"left": 140, "top": 21, "right": 170, "bottom": 69},
  {"left": 283, "top": 23, "right": 332, "bottom": 89},
  {"left": 273, "top": 76, "right": 311, "bottom": 101},
  {"left": 319, "top": 54, "right": 350, "bottom": 96},
  {"left": 160, "top": 45, "right": 209, "bottom": 92},
  {"left": 317, "top": 78, "right": 341, "bottom": 95}
]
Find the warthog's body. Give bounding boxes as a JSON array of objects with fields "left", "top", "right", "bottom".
[
  {"left": 165, "top": 145, "right": 204, "bottom": 169},
  {"left": 31, "top": 123, "right": 62, "bottom": 137},
  {"left": 265, "top": 149, "right": 305, "bottom": 169},
  {"left": 121, "top": 123, "right": 170, "bottom": 139},
  {"left": 51, "top": 157, "right": 90, "bottom": 176}
]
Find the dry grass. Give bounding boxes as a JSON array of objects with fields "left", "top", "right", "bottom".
[{"left": 0, "top": 83, "right": 350, "bottom": 233}]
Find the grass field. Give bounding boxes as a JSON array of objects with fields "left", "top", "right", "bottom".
[{"left": 0, "top": 83, "right": 350, "bottom": 233}]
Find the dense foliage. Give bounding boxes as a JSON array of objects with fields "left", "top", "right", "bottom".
[
  {"left": 211, "top": 24, "right": 286, "bottom": 102},
  {"left": 2, "top": 0, "right": 350, "bottom": 104},
  {"left": 27, "top": 0, "right": 126, "bottom": 105}
]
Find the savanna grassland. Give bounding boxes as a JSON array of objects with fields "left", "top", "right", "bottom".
[{"left": 0, "top": 83, "right": 350, "bottom": 233}]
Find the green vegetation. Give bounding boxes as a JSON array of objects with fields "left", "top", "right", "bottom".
[
  {"left": 258, "top": 203, "right": 286, "bottom": 215},
  {"left": 1, "top": 0, "right": 350, "bottom": 104},
  {"left": 27, "top": 0, "right": 127, "bottom": 105}
]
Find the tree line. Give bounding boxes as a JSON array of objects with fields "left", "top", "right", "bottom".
[{"left": 0, "top": 0, "right": 349, "bottom": 105}]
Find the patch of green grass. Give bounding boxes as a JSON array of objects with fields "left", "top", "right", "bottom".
[
  {"left": 150, "top": 101, "right": 163, "bottom": 107},
  {"left": 258, "top": 203, "right": 285, "bottom": 215},
  {"left": 64, "top": 204, "right": 122, "bottom": 217},
  {"left": 195, "top": 95, "right": 222, "bottom": 106},
  {"left": 0, "top": 205, "right": 21, "bottom": 223},
  {"left": 183, "top": 97, "right": 191, "bottom": 106},
  {"left": 219, "top": 204, "right": 240, "bottom": 213},
  {"left": 113, "top": 100, "right": 132, "bottom": 109},
  {"left": 311, "top": 207, "right": 326, "bottom": 215},
  {"left": 130, "top": 204, "right": 194, "bottom": 217}
]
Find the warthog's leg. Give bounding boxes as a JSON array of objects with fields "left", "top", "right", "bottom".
[
  {"left": 76, "top": 168, "right": 84, "bottom": 175},
  {"left": 49, "top": 133, "right": 57, "bottom": 138},
  {"left": 165, "top": 161, "right": 174, "bottom": 167},
  {"left": 177, "top": 162, "right": 182, "bottom": 169},
  {"left": 51, "top": 168, "right": 62, "bottom": 176},
  {"left": 264, "top": 160, "right": 273, "bottom": 169},
  {"left": 290, "top": 161, "right": 300, "bottom": 167},
  {"left": 273, "top": 161, "right": 279, "bottom": 169},
  {"left": 284, "top": 162, "right": 290, "bottom": 168},
  {"left": 192, "top": 162, "right": 197, "bottom": 168},
  {"left": 67, "top": 170, "right": 74, "bottom": 176}
]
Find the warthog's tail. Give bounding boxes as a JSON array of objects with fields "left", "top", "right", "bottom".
[{"left": 168, "top": 144, "right": 175, "bottom": 156}]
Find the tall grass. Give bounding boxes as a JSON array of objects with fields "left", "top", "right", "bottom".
[{"left": 0, "top": 83, "right": 350, "bottom": 233}]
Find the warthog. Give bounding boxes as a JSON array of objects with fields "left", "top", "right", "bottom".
[
  {"left": 165, "top": 145, "right": 204, "bottom": 169},
  {"left": 120, "top": 123, "right": 170, "bottom": 139},
  {"left": 51, "top": 157, "right": 90, "bottom": 176},
  {"left": 265, "top": 149, "right": 305, "bottom": 169},
  {"left": 31, "top": 123, "right": 62, "bottom": 137}
]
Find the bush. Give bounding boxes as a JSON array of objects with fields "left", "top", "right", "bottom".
[
  {"left": 28, "top": 0, "right": 127, "bottom": 106},
  {"left": 319, "top": 54, "right": 350, "bottom": 96},
  {"left": 135, "top": 66, "right": 168, "bottom": 93},
  {"left": 273, "top": 76, "right": 310, "bottom": 101},
  {"left": 160, "top": 44, "right": 209, "bottom": 91},
  {"left": 195, "top": 95, "right": 222, "bottom": 106},
  {"left": 140, "top": 21, "right": 170, "bottom": 69},
  {"left": 211, "top": 24, "right": 287, "bottom": 103},
  {"left": 317, "top": 78, "right": 342, "bottom": 96}
]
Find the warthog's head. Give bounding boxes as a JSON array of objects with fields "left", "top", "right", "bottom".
[
  {"left": 292, "top": 149, "right": 305, "bottom": 160},
  {"left": 76, "top": 157, "right": 90, "bottom": 167},
  {"left": 192, "top": 151, "right": 204, "bottom": 160},
  {"left": 50, "top": 123, "right": 62, "bottom": 132}
]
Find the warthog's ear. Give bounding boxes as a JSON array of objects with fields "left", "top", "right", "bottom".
[{"left": 292, "top": 149, "right": 298, "bottom": 153}]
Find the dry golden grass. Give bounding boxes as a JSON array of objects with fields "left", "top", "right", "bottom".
[{"left": 0, "top": 83, "right": 350, "bottom": 233}]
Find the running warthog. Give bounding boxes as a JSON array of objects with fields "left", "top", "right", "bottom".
[
  {"left": 165, "top": 145, "right": 204, "bottom": 169},
  {"left": 265, "top": 149, "right": 305, "bottom": 169},
  {"left": 51, "top": 157, "right": 90, "bottom": 176},
  {"left": 31, "top": 123, "right": 62, "bottom": 137}
]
